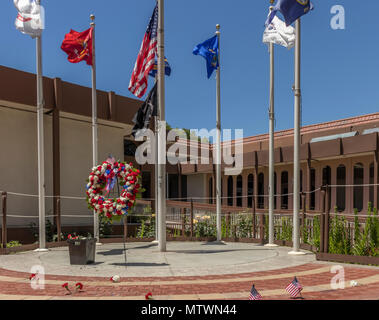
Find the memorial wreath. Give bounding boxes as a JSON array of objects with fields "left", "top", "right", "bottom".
[{"left": 86, "top": 158, "right": 142, "bottom": 221}]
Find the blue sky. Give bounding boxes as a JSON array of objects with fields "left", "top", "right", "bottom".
[{"left": 1, "top": 1, "right": 378, "bottom": 139}]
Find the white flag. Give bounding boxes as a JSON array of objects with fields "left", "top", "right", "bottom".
[
  {"left": 14, "top": 0, "right": 44, "bottom": 38},
  {"left": 263, "top": 15, "right": 295, "bottom": 49}
]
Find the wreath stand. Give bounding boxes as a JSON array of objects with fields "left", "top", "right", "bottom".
[
  {"left": 116, "top": 177, "right": 128, "bottom": 268},
  {"left": 86, "top": 160, "right": 142, "bottom": 269},
  {"left": 123, "top": 211, "right": 128, "bottom": 267}
]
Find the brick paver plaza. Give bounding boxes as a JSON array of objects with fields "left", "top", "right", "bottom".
[{"left": 0, "top": 242, "right": 377, "bottom": 300}]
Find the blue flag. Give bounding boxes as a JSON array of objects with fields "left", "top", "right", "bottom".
[
  {"left": 193, "top": 35, "right": 219, "bottom": 79},
  {"left": 149, "top": 57, "right": 172, "bottom": 78},
  {"left": 265, "top": 0, "right": 314, "bottom": 27}
]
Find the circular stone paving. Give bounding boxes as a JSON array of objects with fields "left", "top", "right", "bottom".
[{"left": 0, "top": 241, "right": 315, "bottom": 277}]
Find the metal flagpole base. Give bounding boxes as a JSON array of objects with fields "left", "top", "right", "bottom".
[
  {"left": 212, "top": 240, "right": 227, "bottom": 245},
  {"left": 34, "top": 248, "right": 49, "bottom": 252},
  {"left": 288, "top": 250, "right": 306, "bottom": 255},
  {"left": 264, "top": 243, "right": 279, "bottom": 247}
]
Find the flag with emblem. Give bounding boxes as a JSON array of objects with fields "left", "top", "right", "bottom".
[
  {"left": 129, "top": 4, "right": 158, "bottom": 98},
  {"left": 131, "top": 82, "right": 158, "bottom": 138},
  {"left": 249, "top": 284, "right": 263, "bottom": 300},
  {"left": 263, "top": 12, "right": 295, "bottom": 49},
  {"left": 286, "top": 277, "right": 303, "bottom": 297},
  {"left": 14, "top": 0, "right": 44, "bottom": 38},
  {"left": 193, "top": 35, "right": 219, "bottom": 79},
  {"left": 61, "top": 28, "right": 93, "bottom": 66},
  {"left": 149, "top": 57, "right": 171, "bottom": 78},
  {"left": 265, "top": 0, "right": 314, "bottom": 27}
]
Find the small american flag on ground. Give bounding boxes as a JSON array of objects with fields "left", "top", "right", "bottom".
[
  {"left": 249, "top": 284, "right": 262, "bottom": 300},
  {"left": 286, "top": 277, "right": 303, "bottom": 298},
  {"left": 128, "top": 4, "right": 158, "bottom": 98}
]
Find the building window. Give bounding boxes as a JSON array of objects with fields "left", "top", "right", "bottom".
[
  {"left": 168, "top": 174, "right": 179, "bottom": 199},
  {"left": 336, "top": 165, "right": 346, "bottom": 212},
  {"left": 369, "top": 163, "right": 374, "bottom": 206},
  {"left": 310, "top": 168, "right": 316, "bottom": 210},
  {"left": 248, "top": 174, "right": 254, "bottom": 208},
  {"left": 141, "top": 172, "right": 151, "bottom": 199},
  {"left": 227, "top": 176, "right": 234, "bottom": 207},
  {"left": 236, "top": 175, "right": 243, "bottom": 207},
  {"left": 258, "top": 173, "right": 265, "bottom": 209},
  {"left": 180, "top": 175, "right": 187, "bottom": 201},
  {"left": 124, "top": 140, "right": 137, "bottom": 157},
  {"left": 221, "top": 178, "right": 223, "bottom": 204},
  {"left": 300, "top": 170, "right": 303, "bottom": 209},
  {"left": 209, "top": 177, "right": 213, "bottom": 204},
  {"left": 354, "top": 163, "right": 364, "bottom": 212},
  {"left": 281, "top": 171, "right": 289, "bottom": 210},
  {"left": 323, "top": 166, "right": 331, "bottom": 209},
  {"left": 322, "top": 166, "right": 331, "bottom": 186}
]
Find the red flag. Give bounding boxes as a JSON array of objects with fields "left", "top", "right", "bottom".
[{"left": 61, "top": 28, "right": 93, "bottom": 66}]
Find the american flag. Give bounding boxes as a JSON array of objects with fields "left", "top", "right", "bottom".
[
  {"left": 128, "top": 4, "right": 158, "bottom": 98},
  {"left": 249, "top": 284, "right": 262, "bottom": 300},
  {"left": 286, "top": 277, "right": 303, "bottom": 298}
]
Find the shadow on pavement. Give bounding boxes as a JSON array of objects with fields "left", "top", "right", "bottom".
[
  {"left": 97, "top": 249, "right": 125, "bottom": 256},
  {"left": 111, "top": 262, "right": 169, "bottom": 267},
  {"left": 166, "top": 248, "right": 272, "bottom": 254}
]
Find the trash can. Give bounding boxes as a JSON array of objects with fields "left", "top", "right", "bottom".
[{"left": 67, "top": 238, "right": 97, "bottom": 265}]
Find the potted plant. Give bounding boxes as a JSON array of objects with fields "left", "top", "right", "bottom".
[{"left": 67, "top": 234, "right": 97, "bottom": 265}]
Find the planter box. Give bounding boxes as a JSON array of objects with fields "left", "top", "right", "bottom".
[
  {"left": 67, "top": 238, "right": 97, "bottom": 265},
  {"left": 316, "top": 252, "right": 379, "bottom": 266}
]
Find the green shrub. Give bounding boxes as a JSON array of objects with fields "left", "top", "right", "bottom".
[
  {"left": 221, "top": 217, "right": 227, "bottom": 238},
  {"left": 6, "top": 241, "right": 22, "bottom": 248},
  {"left": 237, "top": 214, "right": 253, "bottom": 238},
  {"left": 302, "top": 218, "right": 309, "bottom": 244},
  {"left": 278, "top": 217, "right": 292, "bottom": 241},
  {"left": 99, "top": 213, "right": 113, "bottom": 238},
  {"left": 29, "top": 219, "right": 63, "bottom": 243},
  {"left": 352, "top": 204, "right": 374, "bottom": 256},
  {"left": 193, "top": 215, "right": 216, "bottom": 238},
  {"left": 310, "top": 215, "right": 320, "bottom": 251},
  {"left": 264, "top": 215, "right": 269, "bottom": 240},
  {"left": 328, "top": 206, "right": 351, "bottom": 255}
]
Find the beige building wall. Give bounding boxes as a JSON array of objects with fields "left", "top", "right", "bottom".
[
  {"left": 218, "top": 153, "right": 376, "bottom": 214},
  {"left": 0, "top": 106, "right": 53, "bottom": 227},
  {"left": 0, "top": 106, "right": 130, "bottom": 228},
  {"left": 187, "top": 173, "right": 207, "bottom": 203},
  {"left": 59, "top": 113, "right": 127, "bottom": 227}
]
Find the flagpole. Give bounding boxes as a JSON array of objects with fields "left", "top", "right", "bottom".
[
  {"left": 34, "top": 0, "right": 47, "bottom": 252},
  {"left": 215, "top": 24, "right": 222, "bottom": 242},
  {"left": 154, "top": 76, "right": 159, "bottom": 244},
  {"left": 266, "top": 1, "right": 278, "bottom": 247},
  {"left": 266, "top": 41, "right": 277, "bottom": 247},
  {"left": 157, "top": 0, "right": 167, "bottom": 252},
  {"left": 289, "top": 18, "right": 304, "bottom": 255},
  {"left": 90, "top": 14, "right": 100, "bottom": 245}
]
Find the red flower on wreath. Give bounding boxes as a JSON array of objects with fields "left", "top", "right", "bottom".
[{"left": 29, "top": 273, "right": 36, "bottom": 280}]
